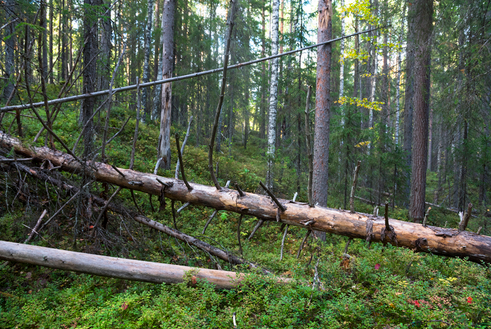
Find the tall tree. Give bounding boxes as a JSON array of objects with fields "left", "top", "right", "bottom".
[
  {"left": 409, "top": 0, "right": 433, "bottom": 222},
  {"left": 2, "top": 0, "right": 16, "bottom": 104},
  {"left": 142, "top": 0, "right": 155, "bottom": 120},
  {"left": 403, "top": 0, "right": 415, "bottom": 204},
  {"left": 313, "top": 0, "right": 332, "bottom": 240},
  {"left": 82, "top": 0, "right": 100, "bottom": 158},
  {"left": 265, "top": 0, "right": 280, "bottom": 190},
  {"left": 339, "top": 0, "right": 345, "bottom": 129},
  {"left": 157, "top": 0, "right": 176, "bottom": 170},
  {"left": 99, "top": 0, "right": 112, "bottom": 96}
]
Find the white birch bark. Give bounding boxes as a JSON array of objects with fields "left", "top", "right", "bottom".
[
  {"left": 266, "top": 0, "right": 280, "bottom": 191},
  {"left": 368, "top": 18, "right": 377, "bottom": 154},
  {"left": 395, "top": 5, "right": 405, "bottom": 145}
]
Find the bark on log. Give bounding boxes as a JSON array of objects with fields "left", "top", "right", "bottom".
[
  {"left": 0, "top": 240, "right": 278, "bottom": 288},
  {"left": 1, "top": 131, "right": 491, "bottom": 264}
]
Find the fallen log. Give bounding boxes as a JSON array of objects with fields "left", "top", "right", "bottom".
[
  {"left": 2, "top": 131, "right": 491, "bottom": 264},
  {"left": 0, "top": 240, "right": 283, "bottom": 288}
]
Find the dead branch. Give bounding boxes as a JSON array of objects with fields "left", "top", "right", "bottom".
[
  {"left": 175, "top": 133, "right": 192, "bottom": 191},
  {"left": 175, "top": 116, "right": 193, "bottom": 179},
  {"left": 350, "top": 160, "right": 361, "bottom": 213},
  {"left": 209, "top": 0, "right": 239, "bottom": 190}
]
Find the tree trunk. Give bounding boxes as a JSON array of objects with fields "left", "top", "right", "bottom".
[
  {"left": 409, "top": 0, "right": 433, "bottom": 222},
  {"left": 152, "top": 0, "right": 168, "bottom": 121},
  {"left": 2, "top": 131, "right": 491, "bottom": 264},
  {"left": 395, "top": 6, "right": 404, "bottom": 145},
  {"left": 259, "top": 3, "right": 266, "bottom": 140},
  {"left": 82, "top": 0, "right": 100, "bottom": 158},
  {"left": 99, "top": 0, "right": 112, "bottom": 111},
  {"left": 266, "top": 0, "right": 280, "bottom": 191},
  {"left": 0, "top": 240, "right": 252, "bottom": 289},
  {"left": 2, "top": 0, "right": 16, "bottom": 103},
  {"left": 61, "top": 0, "right": 68, "bottom": 82},
  {"left": 157, "top": 0, "right": 175, "bottom": 170},
  {"left": 403, "top": 0, "right": 416, "bottom": 206},
  {"left": 339, "top": 0, "right": 345, "bottom": 128},
  {"left": 41, "top": 0, "right": 48, "bottom": 82},
  {"left": 142, "top": 0, "right": 155, "bottom": 121},
  {"left": 479, "top": 84, "right": 490, "bottom": 207},
  {"left": 312, "top": 0, "right": 332, "bottom": 241},
  {"left": 313, "top": 0, "right": 332, "bottom": 203},
  {"left": 49, "top": 0, "right": 54, "bottom": 84}
]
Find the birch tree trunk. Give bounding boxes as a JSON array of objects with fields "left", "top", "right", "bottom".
[
  {"left": 142, "top": 0, "right": 155, "bottom": 121},
  {"left": 368, "top": 1, "right": 378, "bottom": 152},
  {"left": 266, "top": 0, "right": 280, "bottom": 191},
  {"left": 157, "top": 0, "right": 175, "bottom": 170},
  {"left": 395, "top": 6, "right": 404, "bottom": 145},
  {"left": 409, "top": 0, "right": 433, "bottom": 222}
]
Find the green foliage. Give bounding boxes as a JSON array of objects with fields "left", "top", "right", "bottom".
[{"left": 1, "top": 238, "right": 490, "bottom": 328}]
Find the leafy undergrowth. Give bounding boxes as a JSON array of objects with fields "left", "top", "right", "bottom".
[
  {"left": 1, "top": 108, "right": 491, "bottom": 328},
  {"left": 1, "top": 236, "right": 491, "bottom": 328}
]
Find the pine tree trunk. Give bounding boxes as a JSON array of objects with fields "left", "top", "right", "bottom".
[
  {"left": 403, "top": 1, "right": 416, "bottom": 206},
  {"left": 312, "top": 0, "right": 332, "bottom": 240},
  {"left": 82, "top": 0, "right": 100, "bottom": 158},
  {"left": 409, "top": 0, "right": 433, "bottom": 222}
]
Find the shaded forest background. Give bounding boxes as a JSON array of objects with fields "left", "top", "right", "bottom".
[{"left": 1, "top": 0, "right": 491, "bottom": 226}]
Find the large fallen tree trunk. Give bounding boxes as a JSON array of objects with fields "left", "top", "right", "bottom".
[
  {"left": 1, "top": 131, "right": 491, "bottom": 264},
  {"left": 0, "top": 240, "right": 282, "bottom": 288}
]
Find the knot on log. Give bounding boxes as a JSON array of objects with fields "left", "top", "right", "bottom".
[
  {"left": 413, "top": 237, "right": 429, "bottom": 252},
  {"left": 381, "top": 225, "right": 398, "bottom": 246}
]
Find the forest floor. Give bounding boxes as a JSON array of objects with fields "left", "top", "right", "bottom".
[{"left": 0, "top": 108, "right": 490, "bottom": 328}]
